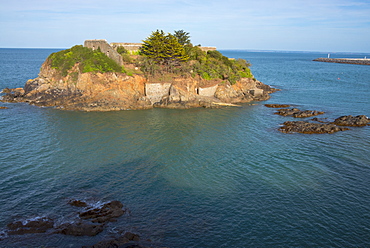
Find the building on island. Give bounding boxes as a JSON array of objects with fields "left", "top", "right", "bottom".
[{"left": 84, "top": 39, "right": 216, "bottom": 66}]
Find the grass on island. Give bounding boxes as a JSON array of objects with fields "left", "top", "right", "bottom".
[
  {"left": 47, "top": 30, "right": 254, "bottom": 85},
  {"left": 48, "top": 45, "right": 125, "bottom": 76}
]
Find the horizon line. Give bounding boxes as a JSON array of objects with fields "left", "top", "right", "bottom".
[{"left": 0, "top": 47, "right": 369, "bottom": 55}]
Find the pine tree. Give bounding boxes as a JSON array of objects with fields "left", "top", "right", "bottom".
[
  {"left": 140, "top": 30, "right": 189, "bottom": 66},
  {"left": 174, "top": 30, "right": 191, "bottom": 46}
]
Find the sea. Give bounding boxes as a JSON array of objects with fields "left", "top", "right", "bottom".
[{"left": 0, "top": 48, "right": 369, "bottom": 247}]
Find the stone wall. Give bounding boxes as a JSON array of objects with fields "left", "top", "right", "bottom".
[
  {"left": 84, "top": 40, "right": 124, "bottom": 66},
  {"left": 111, "top": 43, "right": 142, "bottom": 52},
  {"left": 111, "top": 42, "right": 217, "bottom": 53},
  {"left": 198, "top": 84, "right": 218, "bottom": 97},
  {"left": 199, "top": 47, "right": 217, "bottom": 52},
  {"left": 145, "top": 83, "right": 172, "bottom": 104}
]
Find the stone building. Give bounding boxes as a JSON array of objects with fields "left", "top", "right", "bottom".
[
  {"left": 84, "top": 40, "right": 124, "bottom": 66},
  {"left": 84, "top": 39, "right": 217, "bottom": 64}
]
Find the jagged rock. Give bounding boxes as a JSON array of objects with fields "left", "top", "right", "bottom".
[
  {"left": 264, "top": 104, "right": 291, "bottom": 108},
  {"left": 279, "top": 121, "right": 350, "bottom": 134},
  {"left": 333, "top": 115, "right": 370, "bottom": 127},
  {"left": 55, "top": 222, "right": 104, "bottom": 236},
  {"left": 275, "top": 108, "right": 325, "bottom": 118},
  {"left": 79, "top": 200, "right": 125, "bottom": 223},
  {"left": 274, "top": 108, "right": 300, "bottom": 116},
  {"left": 7, "top": 217, "right": 54, "bottom": 235}
]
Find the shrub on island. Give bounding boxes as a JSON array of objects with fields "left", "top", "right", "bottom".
[{"left": 48, "top": 45, "right": 125, "bottom": 76}]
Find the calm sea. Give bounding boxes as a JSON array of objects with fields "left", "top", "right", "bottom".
[{"left": 0, "top": 48, "right": 369, "bottom": 247}]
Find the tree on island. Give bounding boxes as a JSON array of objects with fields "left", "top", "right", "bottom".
[
  {"left": 173, "top": 30, "right": 191, "bottom": 46},
  {"left": 140, "top": 30, "right": 189, "bottom": 66}
]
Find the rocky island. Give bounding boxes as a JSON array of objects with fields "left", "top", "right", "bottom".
[{"left": 1, "top": 30, "right": 276, "bottom": 111}]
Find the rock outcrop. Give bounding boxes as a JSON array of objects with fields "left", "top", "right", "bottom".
[
  {"left": 265, "top": 104, "right": 369, "bottom": 134},
  {"left": 264, "top": 104, "right": 290, "bottom": 108},
  {"left": 3, "top": 199, "right": 152, "bottom": 247},
  {"left": 279, "top": 121, "right": 350, "bottom": 134},
  {"left": 333, "top": 115, "right": 370, "bottom": 127},
  {"left": 274, "top": 108, "right": 325, "bottom": 118},
  {"left": 1, "top": 59, "right": 276, "bottom": 111}
]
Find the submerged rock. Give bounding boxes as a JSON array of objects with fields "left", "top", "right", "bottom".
[
  {"left": 5, "top": 200, "right": 126, "bottom": 238},
  {"left": 84, "top": 231, "right": 147, "bottom": 248},
  {"left": 68, "top": 199, "right": 88, "bottom": 207},
  {"left": 55, "top": 222, "right": 104, "bottom": 236},
  {"left": 279, "top": 121, "right": 350, "bottom": 134},
  {"left": 79, "top": 200, "right": 125, "bottom": 223},
  {"left": 0, "top": 106, "right": 8, "bottom": 109},
  {"left": 7, "top": 217, "right": 54, "bottom": 235}
]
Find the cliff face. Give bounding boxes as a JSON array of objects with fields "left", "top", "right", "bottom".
[{"left": 1, "top": 60, "right": 277, "bottom": 111}]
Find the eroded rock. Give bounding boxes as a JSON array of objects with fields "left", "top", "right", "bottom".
[
  {"left": 279, "top": 121, "right": 350, "bottom": 134},
  {"left": 333, "top": 115, "right": 370, "bottom": 127},
  {"left": 275, "top": 108, "right": 325, "bottom": 118}
]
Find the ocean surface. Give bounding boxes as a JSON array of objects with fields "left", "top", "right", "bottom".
[{"left": 0, "top": 48, "right": 369, "bottom": 247}]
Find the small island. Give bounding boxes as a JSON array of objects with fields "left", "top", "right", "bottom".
[{"left": 1, "top": 30, "right": 276, "bottom": 111}]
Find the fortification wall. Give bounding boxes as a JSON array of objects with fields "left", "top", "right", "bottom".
[
  {"left": 84, "top": 40, "right": 124, "bottom": 66},
  {"left": 200, "top": 47, "right": 217, "bottom": 52},
  {"left": 111, "top": 42, "right": 217, "bottom": 53},
  {"left": 145, "top": 83, "right": 172, "bottom": 104},
  {"left": 199, "top": 84, "right": 218, "bottom": 97},
  {"left": 111, "top": 43, "right": 142, "bottom": 52}
]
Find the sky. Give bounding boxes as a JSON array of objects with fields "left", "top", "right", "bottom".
[{"left": 1, "top": 0, "right": 369, "bottom": 52}]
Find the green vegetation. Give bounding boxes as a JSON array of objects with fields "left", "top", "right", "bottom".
[
  {"left": 139, "top": 30, "right": 253, "bottom": 84},
  {"left": 48, "top": 45, "right": 124, "bottom": 76},
  {"left": 140, "top": 30, "right": 189, "bottom": 66},
  {"left": 48, "top": 30, "right": 252, "bottom": 85},
  {"left": 173, "top": 30, "right": 191, "bottom": 46}
]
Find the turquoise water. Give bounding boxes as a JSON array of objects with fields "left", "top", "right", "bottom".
[{"left": 0, "top": 49, "right": 369, "bottom": 247}]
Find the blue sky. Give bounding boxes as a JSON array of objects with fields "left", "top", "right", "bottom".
[{"left": 1, "top": 0, "right": 369, "bottom": 52}]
